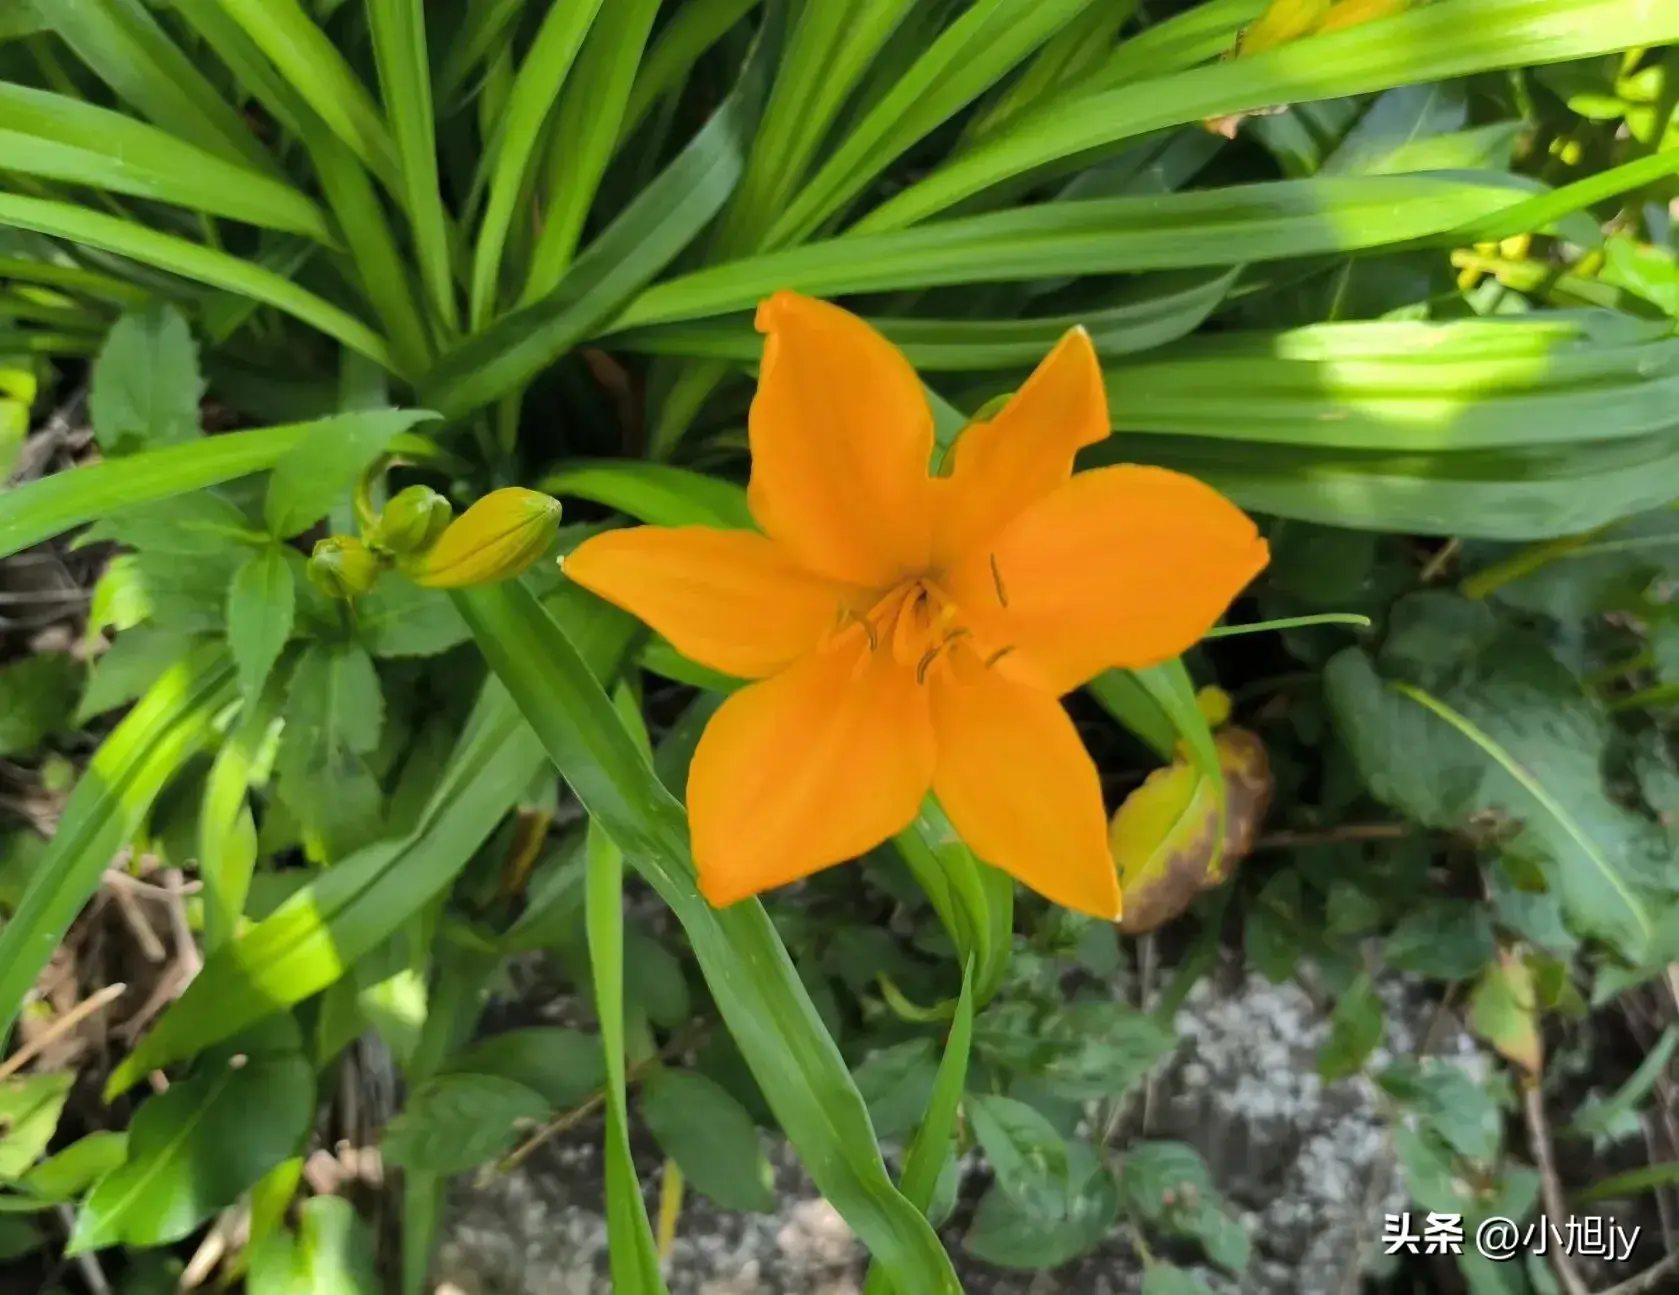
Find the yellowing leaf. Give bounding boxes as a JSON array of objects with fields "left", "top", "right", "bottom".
[
  {"left": 1317, "top": 0, "right": 1410, "bottom": 36},
  {"left": 1238, "top": 0, "right": 1332, "bottom": 57},
  {"left": 1470, "top": 950, "right": 1541, "bottom": 1073},
  {"left": 1111, "top": 727, "right": 1272, "bottom": 935}
]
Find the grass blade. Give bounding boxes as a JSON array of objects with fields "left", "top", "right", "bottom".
[
  {"left": 437, "top": 0, "right": 527, "bottom": 108},
  {"left": 523, "top": 0, "right": 665, "bottom": 302},
  {"left": 0, "top": 642, "right": 238, "bottom": 1037},
  {"left": 451, "top": 580, "right": 962, "bottom": 1294},
  {"left": 43, "top": 0, "right": 277, "bottom": 172},
  {"left": 0, "top": 193, "right": 393, "bottom": 367},
  {"left": 0, "top": 411, "right": 435, "bottom": 559},
  {"left": 620, "top": 0, "right": 761, "bottom": 142},
  {"left": 468, "top": 0, "right": 609, "bottom": 328},
  {"left": 0, "top": 84, "right": 333, "bottom": 241},
  {"left": 861, "top": 0, "right": 1679, "bottom": 231},
  {"left": 424, "top": 81, "right": 749, "bottom": 417},
  {"left": 367, "top": 0, "right": 459, "bottom": 333},
  {"left": 211, "top": 0, "right": 401, "bottom": 189}
]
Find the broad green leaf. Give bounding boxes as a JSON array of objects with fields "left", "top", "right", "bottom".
[
  {"left": 0, "top": 194, "right": 392, "bottom": 367},
  {"left": 1119, "top": 1141, "right": 1213, "bottom": 1223},
  {"left": 210, "top": 0, "right": 399, "bottom": 188},
  {"left": 967, "top": 1094, "right": 1071, "bottom": 1219},
  {"left": 0, "top": 1074, "right": 73, "bottom": 1178},
  {"left": 76, "top": 628, "right": 191, "bottom": 723},
  {"left": 0, "top": 642, "right": 236, "bottom": 1036},
  {"left": 17, "top": 1132, "right": 128, "bottom": 1203},
  {"left": 1142, "top": 1267, "right": 1218, "bottom": 1295},
  {"left": 275, "top": 642, "right": 384, "bottom": 860},
  {"left": 88, "top": 304, "right": 204, "bottom": 456},
  {"left": 440, "top": 1028, "right": 605, "bottom": 1111},
  {"left": 963, "top": 1141, "right": 1118, "bottom": 1269},
  {"left": 1384, "top": 901, "right": 1496, "bottom": 981},
  {"left": 863, "top": 0, "right": 1679, "bottom": 229},
  {"left": 68, "top": 1050, "right": 313, "bottom": 1253},
  {"left": 263, "top": 410, "right": 420, "bottom": 537},
  {"left": 1326, "top": 601, "right": 1657, "bottom": 958},
  {"left": 248, "top": 1196, "right": 379, "bottom": 1295},
  {"left": 41, "top": 0, "right": 277, "bottom": 171},
  {"left": 1379, "top": 1059, "right": 1503, "bottom": 1163},
  {"left": 1318, "top": 972, "right": 1384, "bottom": 1081},
  {"left": 640, "top": 1069, "right": 776, "bottom": 1214},
  {"left": 227, "top": 546, "right": 296, "bottom": 699},
  {"left": 381, "top": 1074, "right": 549, "bottom": 1174},
  {"left": 423, "top": 70, "right": 751, "bottom": 417},
  {"left": 451, "top": 580, "right": 960, "bottom": 1293},
  {"left": 616, "top": 174, "right": 1538, "bottom": 327},
  {"left": 352, "top": 579, "right": 471, "bottom": 658},
  {"left": 468, "top": 0, "right": 608, "bottom": 326},
  {"left": 366, "top": 0, "right": 456, "bottom": 332},
  {"left": 107, "top": 585, "right": 637, "bottom": 1093},
  {"left": 0, "top": 652, "right": 78, "bottom": 757}
]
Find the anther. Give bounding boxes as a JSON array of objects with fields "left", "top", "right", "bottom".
[
  {"left": 984, "top": 645, "right": 1015, "bottom": 669},
  {"left": 989, "top": 554, "right": 1009, "bottom": 607},
  {"left": 915, "top": 645, "right": 941, "bottom": 684}
]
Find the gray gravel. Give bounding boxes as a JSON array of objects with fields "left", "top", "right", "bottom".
[{"left": 436, "top": 969, "right": 1482, "bottom": 1295}]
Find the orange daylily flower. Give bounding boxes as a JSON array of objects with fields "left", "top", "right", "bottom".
[{"left": 563, "top": 293, "right": 1269, "bottom": 920}]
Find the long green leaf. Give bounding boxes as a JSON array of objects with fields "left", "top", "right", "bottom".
[
  {"left": 613, "top": 174, "right": 1547, "bottom": 328},
  {"left": 42, "top": 0, "right": 277, "bottom": 172},
  {"left": 367, "top": 0, "right": 458, "bottom": 332},
  {"left": 587, "top": 689, "right": 669, "bottom": 1295},
  {"left": 0, "top": 84, "right": 332, "bottom": 241},
  {"left": 0, "top": 643, "right": 237, "bottom": 1037},
  {"left": 0, "top": 411, "right": 435, "bottom": 560},
  {"left": 861, "top": 0, "right": 1679, "bottom": 230},
  {"left": 1083, "top": 313, "right": 1679, "bottom": 452},
  {"left": 620, "top": 0, "right": 761, "bottom": 142},
  {"left": 861, "top": 963, "right": 975, "bottom": 1295},
  {"left": 437, "top": 0, "right": 526, "bottom": 107},
  {"left": 210, "top": 0, "right": 401, "bottom": 189},
  {"left": 468, "top": 0, "right": 609, "bottom": 327},
  {"left": 451, "top": 580, "right": 961, "bottom": 1294},
  {"left": 0, "top": 194, "right": 393, "bottom": 367},
  {"left": 609, "top": 267, "right": 1237, "bottom": 369},
  {"left": 768, "top": 0, "right": 1100, "bottom": 247},
  {"left": 423, "top": 80, "right": 749, "bottom": 417}
]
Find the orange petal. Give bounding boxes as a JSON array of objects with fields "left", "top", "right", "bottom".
[
  {"left": 933, "top": 326, "right": 1109, "bottom": 566},
  {"left": 748, "top": 292, "right": 935, "bottom": 587},
  {"left": 930, "top": 650, "right": 1120, "bottom": 920},
  {"left": 563, "top": 526, "right": 846, "bottom": 679},
  {"left": 948, "top": 465, "right": 1269, "bottom": 695},
  {"left": 688, "top": 639, "right": 934, "bottom": 906}
]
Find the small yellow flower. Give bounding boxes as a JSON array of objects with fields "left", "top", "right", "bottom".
[
  {"left": 405, "top": 487, "right": 562, "bottom": 589},
  {"left": 563, "top": 293, "right": 1268, "bottom": 920},
  {"left": 374, "top": 484, "right": 453, "bottom": 557},
  {"left": 307, "top": 535, "right": 383, "bottom": 600}
]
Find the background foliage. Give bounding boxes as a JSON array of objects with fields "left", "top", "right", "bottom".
[{"left": 1, "top": 0, "right": 1679, "bottom": 1291}]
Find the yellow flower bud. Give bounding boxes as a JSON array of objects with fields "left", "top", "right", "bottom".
[
  {"left": 307, "top": 535, "right": 383, "bottom": 600},
  {"left": 373, "top": 485, "right": 453, "bottom": 557},
  {"left": 405, "top": 487, "right": 562, "bottom": 589},
  {"left": 1316, "top": 0, "right": 1408, "bottom": 36},
  {"left": 1237, "top": 0, "right": 1331, "bottom": 56}
]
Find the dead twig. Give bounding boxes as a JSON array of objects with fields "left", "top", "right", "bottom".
[
  {"left": 54, "top": 1203, "right": 110, "bottom": 1295},
  {"left": 0, "top": 982, "right": 127, "bottom": 1081},
  {"left": 1521, "top": 1078, "right": 1592, "bottom": 1295},
  {"left": 1254, "top": 823, "right": 1412, "bottom": 851},
  {"left": 1601, "top": 1253, "right": 1679, "bottom": 1295}
]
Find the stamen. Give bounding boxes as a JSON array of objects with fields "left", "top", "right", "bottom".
[
  {"left": 915, "top": 646, "right": 941, "bottom": 684},
  {"left": 984, "top": 645, "right": 1015, "bottom": 669},
  {"left": 989, "top": 554, "right": 1009, "bottom": 607}
]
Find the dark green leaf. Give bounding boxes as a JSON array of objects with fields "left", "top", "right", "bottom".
[
  {"left": 623, "top": 927, "right": 692, "bottom": 1029},
  {"left": 68, "top": 1052, "right": 313, "bottom": 1253},
  {"left": 381, "top": 1074, "right": 549, "bottom": 1174},
  {"left": 967, "top": 1094, "right": 1070, "bottom": 1219},
  {"left": 853, "top": 1039, "right": 940, "bottom": 1142},
  {"left": 1379, "top": 1058, "right": 1503, "bottom": 1163},
  {"left": 264, "top": 412, "right": 414, "bottom": 538},
  {"left": 227, "top": 546, "right": 296, "bottom": 699},
  {"left": 1319, "top": 973, "right": 1384, "bottom": 1082},
  {"left": 88, "top": 303, "right": 203, "bottom": 456},
  {"left": 352, "top": 578, "right": 470, "bottom": 658},
  {"left": 1119, "top": 1141, "right": 1213, "bottom": 1224},
  {"left": 441, "top": 1028, "right": 605, "bottom": 1111},
  {"left": 639, "top": 1069, "right": 775, "bottom": 1214},
  {"left": 1141, "top": 1267, "right": 1217, "bottom": 1295},
  {"left": 964, "top": 1142, "right": 1117, "bottom": 1269},
  {"left": 0, "top": 653, "right": 78, "bottom": 757},
  {"left": 276, "top": 642, "right": 384, "bottom": 860},
  {"left": 1384, "top": 902, "right": 1497, "bottom": 981}
]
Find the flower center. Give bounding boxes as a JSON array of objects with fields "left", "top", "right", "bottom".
[{"left": 837, "top": 560, "right": 1014, "bottom": 683}]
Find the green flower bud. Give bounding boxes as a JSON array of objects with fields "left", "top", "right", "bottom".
[
  {"left": 373, "top": 484, "right": 453, "bottom": 557},
  {"left": 307, "top": 535, "right": 383, "bottom": 600},
  {"left": 404, "top": 488, "right": 562, "bottom": 589}
]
